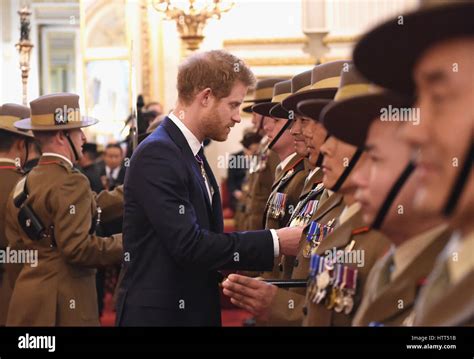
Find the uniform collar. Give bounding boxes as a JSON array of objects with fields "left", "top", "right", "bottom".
[
  {"left": 0, "top": 157, "right": 17, "bottom": 164},
  {"left": 277, "top": 152, "right": 297, "bottom": 172},
  {"left": 391, "top": 223, "right": 449, "bottom": 282},
  {"left": 42, "top": 152, "right": 73, "bottom": 168},
  {"left": 339, "top": 202, "right": 361, "bottom": 226},
  {"left": 307, "top": 166, "right": 320, "bottom": 180},
  {"left": 445, "top": 229, "right": 474, "bottom": 284}
]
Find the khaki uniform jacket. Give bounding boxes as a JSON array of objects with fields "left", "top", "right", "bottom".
[
  {"left": 262, "top": 156, "right": 309, "bottom": 279},
  {"left": 264, "top": 191, "right": 345, "bottom": 326},
  {"left": 5, "top": 155, "right": 123, "bottom": 326},
  {"left": 303, "top": 210, "right": 390, "bottom": 326},
  {"left": 353, "top": 227, "right": 451, "bottom": 326},
  {"left": 244, "top": 148, "right": 280, "bottom": 230},
  {"left": 0, "top": 160, "right": 23, "bottom": 326},
  {"left": 413, "top": 231, "right": 474, "bottom": 326}
]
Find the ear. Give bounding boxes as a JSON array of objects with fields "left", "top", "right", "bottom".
[
  {"left": 14, "top": 137, "right": 25, "bottom": 152},
  {"left": 56, "top": 130, "right": 67, "bottom": 145},
  {"left": 197, "top": 88, "right": 213, "bottom": 107}
]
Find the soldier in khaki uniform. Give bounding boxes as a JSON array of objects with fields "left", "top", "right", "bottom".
[
  {"left": 353, "top": 1, "right": 474, "bottom": 326},
  {"left": 252, "top": 81, "right": 309, "bottom": 279},
  {"left": 222, "top": 62, "right": 356, "bottom": 325},
  {"left": 239, "top": 79, "right": 284, "bottom": 231},
  {"left": 0, "top": 103, "right": 33, "bottom": 326},
  {"left": 253, "top": 80, "right": 309, "bottom": 234},
  {"left": 296, "top": 65, "right": 391, "bottom": 326},
  {"left": 256, "top": 62, "right": 349, "bottom": 325},
  {"left": 314, "top": 86, "right": 451, "bottom": 326},
  {"left": 5, "top": 93, "right": 123, "bottom": 326}
]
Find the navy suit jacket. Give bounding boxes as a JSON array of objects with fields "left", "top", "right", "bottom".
[{"left": 116, "top": 117, "right": 274, "bottom": 326}]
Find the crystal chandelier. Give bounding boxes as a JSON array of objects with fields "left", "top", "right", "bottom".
[{"left": 152, "top": 0, "right": 234, "bottom": 53}]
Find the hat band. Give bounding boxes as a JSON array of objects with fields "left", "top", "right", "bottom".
[
  {"left": 334, "top": 83, "right": 373, "bottom": 101},
  {"left": 294, "top": 83, "right": 312, "bottom": 94},
  {"left": 310, "top": 76, "right": 341, "bottom": 90},
  {"left": 272, "top": 92, "right": 292, "bottom": 103},
  {"left": 31, "top": 109, "right": 81, "bottom": 126},
  {"left": 253, "top": 87, "right": 274, "bottom": 101},
  {"left": 0, "top": 115, "right": 21, "bottom": 126}
]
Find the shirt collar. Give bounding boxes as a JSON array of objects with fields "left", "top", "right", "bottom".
[
  {"left": 308, "top": 166, "right": 320, "bottom": 179},
  {"left": 278, "top": 152, "right": 297, "bottom": 172},
  {"left": 168, "top": 112, "right": 203, "bottom": 156},
  {"left": 339, "top": 202, "right": 361, "bottom": 225},
  {"left": 106, "top": 166, "right": 120, "bottom": 178},
  {"left": 42, "top": 152, "right": 73, "bottom": 168},
  {"left": 0, "top": 158, "right": 17, "bottom": 165}
]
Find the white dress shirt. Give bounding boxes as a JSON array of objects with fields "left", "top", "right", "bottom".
[
  {"left": 276, "top": 152, "right": 297, "bottom": 175},
  {"left": 105, "top": 166, "right": 121, "bottom": 181},
  {"left": 168, "top": 112, "right": 213, "bottom": 203},
  {"left": 168, "top": 112, "right": 280, "bottom": 257}
]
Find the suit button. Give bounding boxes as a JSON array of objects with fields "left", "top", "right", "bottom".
[
  {"left": 303, "top": 306, "right": 307, "bottom": 316},
  {"left": 278, "top": 263, "right": 283, "bottom": 272},
  {"left": 294, "top": 259, "right": 299, "bottom": 267}
]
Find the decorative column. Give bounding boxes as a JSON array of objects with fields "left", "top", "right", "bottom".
[{"left": 16, "top": 5, "right": 34, "bottom": 105}]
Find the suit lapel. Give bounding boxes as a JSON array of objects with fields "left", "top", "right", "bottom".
[{"left": 162, "top": 118, "right": 215, "bottom": 218}]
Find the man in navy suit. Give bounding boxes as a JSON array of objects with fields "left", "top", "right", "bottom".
[{"left": 116, "top": 50, "right": 304, "bottom": 326}]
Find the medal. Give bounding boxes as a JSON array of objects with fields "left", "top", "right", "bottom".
[
  {"left": 307, "top": 253, "right": 320, "bottom": 302},
  {"left": 313, "top": 257, "right": 329, "bottom": 303},
  {"left": 342, "top": 267, "right": 358, "bottom": 315},
  {"left": 303, "top": 200, "right": 316, "bottom": 226},
  {"left": 334, "top": 266, "right": 347, "bottom": 313},
  {"left": 303, "top": 221, "right": 318, "bottom": 258},
  {"left": 326, "top": 264, "right": 342, "bottom": 309}
]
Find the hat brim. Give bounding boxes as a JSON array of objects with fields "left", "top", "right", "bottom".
[
  {"left": 242, "top": 104, "right": 254, "bottom": 113},
  {"left": 282, "top": 88, "right": 337, "bottom": 115},
  {"left": 242, "top": 98, "right": 273, "bottom": 113},
  {"left": 269, "top": 103, "right": 290, "bottom": 119},
  {"left": 297, "top": 99, "right": 332, "bottom": 122},
  {"left": 14, "top": 116, "right": 98, "bottom": 131},
  {"left": 321, "top": 91, "right": 413, "bottom": 147},
  {"left": 353, "top": 3, "right": 474, "bottom": 95},
  {"left": 0, "top": 126, "right": 34, "bottom": 138},
  {"left": 251, "top": 102, "right": 278, "bottom": 117},
  {"left": 243, "top": 97, "right": 272, "bottom": 104}
]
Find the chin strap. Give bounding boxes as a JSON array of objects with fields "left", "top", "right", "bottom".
[
  {"left": 64, "top": 131, "right": 79, "bottom": 162},
  {"left": 443, "top": 138, "right": 474, "bottom": 217},
  {"left": 330, "top": 148, "right": 363, "bottom": 192},
  {"left": 268, "top": 119, "right": 292, "bottom": 150},
  {"left": 371, "top": 161, "right": 416, "bottom": 230},
  {"left": 315, "top": 134, "right": 329, "bottom": 168}
]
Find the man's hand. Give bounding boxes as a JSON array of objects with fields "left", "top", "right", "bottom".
[
  {"left": 276, "top": 226, "right": 304, "bottom": 256},
  {"left": 233, "top": 190, "right": 243, "bottom": 200},
  {"left": 222, "top": 274, "right": 278, "bottom": 321}
]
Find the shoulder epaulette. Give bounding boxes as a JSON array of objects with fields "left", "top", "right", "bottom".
[{"left": 352, "top": 226, "right": 370, "bottom": 235}]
